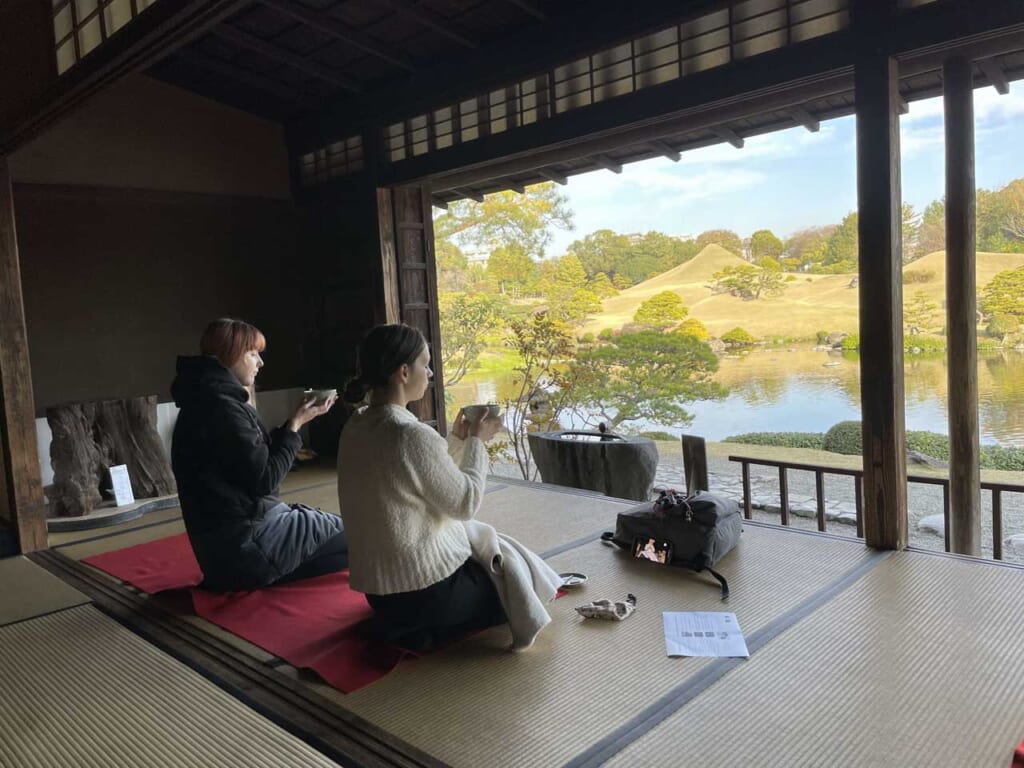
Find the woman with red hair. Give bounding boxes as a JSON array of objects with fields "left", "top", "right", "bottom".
[{"left": 171, "top": 318, "right": 347, "bottom": 590}]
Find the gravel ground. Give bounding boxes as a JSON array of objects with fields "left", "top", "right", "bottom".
[{"left": 491, "top": 450, "right": 1024, "bottom": 565}]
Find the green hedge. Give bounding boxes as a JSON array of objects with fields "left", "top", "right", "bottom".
[
  {"left": 723, "top": 432, "right": 825, "bottom": 449},
  {"left": 821, "top": 420, "right": 1024, "bottom": 470},
  {"left": 722, "top": 327, "right": 756, "bottom": 346}
]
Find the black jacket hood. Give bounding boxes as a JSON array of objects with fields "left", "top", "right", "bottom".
[{"left": 171, "top": 355, "right": 248, "bottom": 409}]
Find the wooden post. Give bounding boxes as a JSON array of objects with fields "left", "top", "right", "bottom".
[
  {"left": 0, "top": 158, "right": 47, "bottom": 552},
  {"left": 680, "top": 434, "right": 708, "bottom": 495},
  {"left": 943, "top": 56, "right": 981, "bottom": 556},
  {"left": 853, "top": 6, "right": 908, "bottom": 550}
]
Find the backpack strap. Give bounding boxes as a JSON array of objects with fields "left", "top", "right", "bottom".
[{"left": 705, "top": 567, "right": 730, "bottom": 601}]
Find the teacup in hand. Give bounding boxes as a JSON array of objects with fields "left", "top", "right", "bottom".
[
  {"left": 462, "top": 403, "right": 501, "bottom": 420},
  {"left": 304, "top": 388, "right": 338, "bottom": 405}
]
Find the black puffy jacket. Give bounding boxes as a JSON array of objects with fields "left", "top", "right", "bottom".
[{"left": 170, "top": 355, "right": 340, "bottom": 589}]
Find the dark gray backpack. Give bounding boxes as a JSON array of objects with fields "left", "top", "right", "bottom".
[{"left": 602, "top": 489, "right": 742, "bottom": 600}]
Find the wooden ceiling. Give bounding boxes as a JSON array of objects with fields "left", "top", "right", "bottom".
[{"left": 148, "top": 0, "right": 606, "bottom": 121}]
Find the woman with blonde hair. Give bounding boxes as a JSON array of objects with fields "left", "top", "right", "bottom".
[{"left": 171, "top": 318, "right": 348, "bottom": 591}]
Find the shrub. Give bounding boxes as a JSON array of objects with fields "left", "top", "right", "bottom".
[
  {"left": 977, "top": 338, "right": 1000, "bottom": 353},
  {"left": 722, "top": 327, "right": 756, "bottom": 346},
  {"left": 906, "top": 431, "right": 950, "bottom": 461},
  {"left": 904, "top": 335, "right": 946, "bottom": 353},
  {"left": 677, "top": 317, "right": 710, "bottom": 341},
  {"left": 841, "top": 334, "right": 860, "bottom": 350},
  {"left": 579, "top": 332, "right": 596, "bottom": 344},
  {"left": 981, "top": 446, "right": 1024, "bottom": 471},
  {"left": 723, "top": 432, "right": 825, "bottom": 450},
  {"left": 986, "top": 313, "right": 1021, "bottom": 338},
  {"left": 904, "top": 269, "right": 935, "bottom": 284},
  {"left": 598, "top": 328, "right": 615, "bottom": 341},
  {"left": 822, "top": 421, "right": 862, "bottom": 454},
  {"left": 639, "top": 430, "right": 676, "bottom": 441},
  {"left": 816, "top": 330, "right": 829, "bottom": 344}
]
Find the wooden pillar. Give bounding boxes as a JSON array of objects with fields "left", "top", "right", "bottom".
[
  {"left": 943, "top": 56, "right": 981, "bottom": 555},
  {"left": 0, "top": 158, "right": 47, "bottom": 552},
  {"left": 853, "top": 17, "right": 908, "bottom": 550}
]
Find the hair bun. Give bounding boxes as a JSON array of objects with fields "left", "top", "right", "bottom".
[{"left": 342, "top": 377, "right": 369, "bottom": 404}]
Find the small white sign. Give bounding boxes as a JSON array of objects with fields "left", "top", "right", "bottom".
[
  {"left": 663, "top": 612, "right": 750, "bottom": 658},
  {"left": 109, "top": 464, "right": 135, "bottom": 507}
]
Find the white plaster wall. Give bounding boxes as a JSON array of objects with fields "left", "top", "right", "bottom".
[{"left": 36, "top": 388, "right": 310, "bottom": 487}]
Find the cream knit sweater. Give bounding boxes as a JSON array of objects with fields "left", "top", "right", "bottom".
[{"left": 336, "top": 404, "right": 489, "bottom": 595}]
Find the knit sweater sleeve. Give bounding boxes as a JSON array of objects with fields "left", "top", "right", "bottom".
[{"left": 403, "top": 425, "right": 488, "bottom": 522}]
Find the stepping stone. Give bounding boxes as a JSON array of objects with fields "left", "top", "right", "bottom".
[{"left": 918, "top": 514, "right": 945, "bottom": 535}]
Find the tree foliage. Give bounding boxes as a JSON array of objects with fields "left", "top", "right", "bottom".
[
  {"left": 633, "top": 291, "right": 688, "bottom": 328},
  {"left": 711, "top": 258, "right": 788, "bottom": 300},
  {"left": 500, "top": 312, "right": 578, "bottom": 479},
  {"left": 917, "top": 199, "right": 945, "bottom": 257},
  {"left": 438, "top": 293, "right": 506, "bottom": 385},
  {"left": 567, "top": 229, "right": 698, "bottom": 286},
  {"left": 433, "top": 182, "right": 574, "bottom": 258},
  {"left": 820, "top": 212, "right": 858, "bottom": 273},
  {"left": 486, "top": 244, "right": 537, "bottom": 298},
  {"left": 783, "top": 226, "right": 834, "bottom": 272},
  {"left": 749, "top": 229, "right": 783, "bottom": 261},
  {"left": 904, "top": 291, "right": 938, "bottom": 336},
  {"left": 981, "top": 267, "right": 1024, "bottom": 320},
  {"left": 542, "top": 254, "right": 602, "bottom": 325},
  {"left": 677, "top": 317, "right": 710, "bottom": 341},
  {"left": 573, "top": 331, "right": 725, "bottom": 429},
  {"left": 695, "top": 229, "right": 743, "bottom": 257},
  {"left": 722, "top": 327, "right": 756, "bottom": 346}
]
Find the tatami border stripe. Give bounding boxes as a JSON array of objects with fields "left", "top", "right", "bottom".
[
  {"left": 561, "top": 548, "right": 893, "bottom": 768},
  {"left": 539, "top": 530, "right": 607, "bottom": 560}
]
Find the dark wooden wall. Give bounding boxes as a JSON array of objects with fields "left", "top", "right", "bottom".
[
  {"left": 299, "top": 181, "right": 390, "bottom": 454},
  {"left": 14, "top": 183, "right": 309, "bottom": 413}
]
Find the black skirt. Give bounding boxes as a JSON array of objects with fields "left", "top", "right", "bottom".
[{"left": 366, "top": 558, "right": 507, "bottom": 652}]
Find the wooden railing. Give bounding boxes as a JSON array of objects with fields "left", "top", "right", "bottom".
[{"left": 727, "top": 455, "right": 1024, "bottom": 560}]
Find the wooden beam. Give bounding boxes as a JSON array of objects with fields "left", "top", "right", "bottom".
[
  {"left": 384, "top": 0, "right": 477, "bottom": 49},
  {"left": 536, "top": 168, "right": 568, "bottom": 185},
  {"left": 977, "top": 57, "right": 1010, "bottom": 95},
  {"left": 419, "top": 64, "right": 854, "bottom": 191},
  {"left": 505, "top": 0, "right": 545, "bottom": 20},
  {"left": 594, "top": 155, "right": 623, "bottom": 174},
  {"left": 292, "top": 0, "right": 741, "bottom": 146},
  {"left": 1, "top": 0, "right": 251, "bottom": 155},
  {"left": 508, "top": 182, "right": 526, "bottom": 194},
  {"left": 943, "top": 55, "right": 982, "bottom": 556},
  {"left": 211, "top": 25, "right": 362, "bottom": 92},
  {"left": 258, "top": 0, "right": 416, "bottom": 72},
  {"left": 712, "top": 126, "right": 744, "bottom": 148},
  {"left": 790, "top": 106, "right": 820, "bottom": 132},
  {"left": 651, "top": 139, "right": 681, "bottom": 161},
  {"left": 178, "top": 48, "right": 317, "bottom": 106},
  {"left": 454, "top": 187, "right": 485, "bottom": 202},
  {"left": 0, "top": 159, "right": 47, "bottom": 553},
  {"left": 853, "top": 11, "right": 907, "bottom": 551},
  {"left": 897, "top": 94, "right": 909, "bottom": 114},
  {"left": 431, "top": 197, "right": 448, "bottom": 210}
]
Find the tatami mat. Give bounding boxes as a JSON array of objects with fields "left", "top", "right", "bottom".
[
  {"left": 281, "top": 524, "right": 874, "bottom": 768},
  {"left": 604, "top": 551, "right": 1024, "bottom": 768},
  {"left": 474, "top": 482, "right": 633, "bottom": 555},
  {"left": 0, "top": 556, "right": 90, "bottom": 626},
  {"left": 0, "top": 605, "right": 343, "bottom": 768}
]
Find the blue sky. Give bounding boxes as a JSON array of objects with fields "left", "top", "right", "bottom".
[{"left": 545, "top": 87, "right": 1024, "bottom": 257}]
